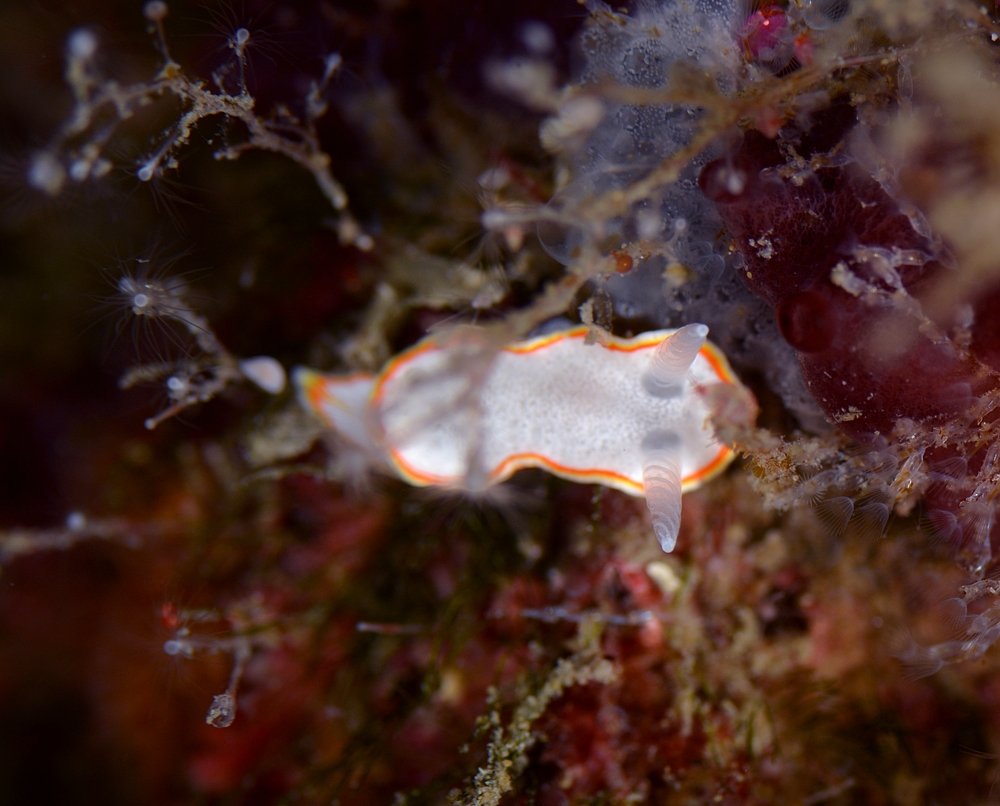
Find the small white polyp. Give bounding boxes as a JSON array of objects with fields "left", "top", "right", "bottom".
[{"left": 240, "top": 356, "right": 287, "bottom": 394}]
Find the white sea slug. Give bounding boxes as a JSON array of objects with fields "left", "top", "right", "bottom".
[{"left": 294, "top": 324, "right": 739, "bottom": 552}]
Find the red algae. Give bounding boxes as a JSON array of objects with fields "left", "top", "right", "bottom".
[{"left": 700, "top": 107, "right": 986, "bottom": 439}]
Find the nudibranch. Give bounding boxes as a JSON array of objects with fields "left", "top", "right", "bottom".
[{"left": 294, "top": 324, "right": 739, "bottom": 552}]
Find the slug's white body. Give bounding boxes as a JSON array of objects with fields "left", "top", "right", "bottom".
[{"left": 295, "top": 325, "right": 738, "bottom": 551}]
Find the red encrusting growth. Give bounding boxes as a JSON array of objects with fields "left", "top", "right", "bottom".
[
  {"left": 741, "top": 4, "right": 789, "bottom": 62},
  {"left": 700, "top": 100, "right": 1000, "bottom": 564},
  {"left": 700, "top": 103, "right": 995, "bottom": 436}
]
